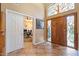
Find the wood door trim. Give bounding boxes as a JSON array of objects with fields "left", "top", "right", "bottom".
[
  {"left": 74, "top": 13, "right": 78, "bottom": 50},
  {"left": 46, "top": 13, "right": 77, "bottom": 21}
]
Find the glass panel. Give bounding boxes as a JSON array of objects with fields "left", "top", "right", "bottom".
[
  {"left": 47, "top": 3, "right": 74, "bottom": 16},
  {"left": 48, "top": 20, "right": 51, "bottom": 42},
  {"left": 59, "top": 3, "right": 74, "bottom": 13},
  {"left": 67, "top": 16, "right": 74, "bottom": 48},
  {"left": 48, "top": 3, "right": 58, "bottom": 16}
]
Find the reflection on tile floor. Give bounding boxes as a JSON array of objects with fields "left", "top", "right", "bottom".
[{"left": 8, "top": 42, "right": 78, "bottom": 56}]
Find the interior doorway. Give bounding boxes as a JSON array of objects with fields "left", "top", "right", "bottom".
[
  {"left": 47, "top": 20, "right": 51, "bottom": 42},
  {"left": 24, "top": 17, "right": 33, "bottom": 43}
]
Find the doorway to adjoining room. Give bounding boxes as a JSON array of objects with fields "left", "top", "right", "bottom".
[{"left": 24, "top": 17, "right": 33, "bottom": 42}]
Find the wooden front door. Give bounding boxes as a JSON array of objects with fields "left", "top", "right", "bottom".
[
  {"left": 51, "top": 13, "right": 78, "bottom": 49},
  {"left": 51, "top": 16, "right": 67, "bottom": 46}
]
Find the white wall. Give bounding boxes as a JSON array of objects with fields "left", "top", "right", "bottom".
[
  {"left": 1, "top": 3, "right": 44, "bottom": 19},
  {"left": 33, "top": 18, "right": 45, "bottom": 45},
  {"left": 35, "top": 29, "right": 45, "bottom": 44}
]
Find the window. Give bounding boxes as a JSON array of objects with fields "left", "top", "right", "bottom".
[
  {"left": 48, "top": 3, "right": 58, "bottom": 16},
  {"left": 47, "top": 3, "right": 74, "bottom": 16},
  {"left": 59, "top": 3, "right": 74, "bottom": 13}
]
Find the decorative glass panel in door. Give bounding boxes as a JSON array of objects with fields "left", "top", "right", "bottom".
[
  {"left": 47, "top": 20, "right": 51, "bottom": 42},
  {"left": 67, "top": 15, "right": 74, "bottom": 48},
  {"left": 59, "top": 3, "right": 74, "bottom": 13},
  {"left": 47, "top": 3, "right": 58, "bottom": 16}
]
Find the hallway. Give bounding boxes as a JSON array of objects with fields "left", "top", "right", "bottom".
[{"left": 7, "top": 42, "right": 78, "bottom": 56}]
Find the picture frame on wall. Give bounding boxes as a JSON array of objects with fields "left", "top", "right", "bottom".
[{"left": 36, "top": 19, "right": 44, "bottom": 29}]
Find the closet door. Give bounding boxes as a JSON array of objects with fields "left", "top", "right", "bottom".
[
  {"left": 6, "top": 10, "right": 24, "bottom": 54},
  {"left": 15, "top": 13, "right": 24, "bottom": 50}
]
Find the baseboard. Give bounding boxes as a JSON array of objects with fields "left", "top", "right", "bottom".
[{"left": 33, "top": 41, "right": 45, "bottom": 45}]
